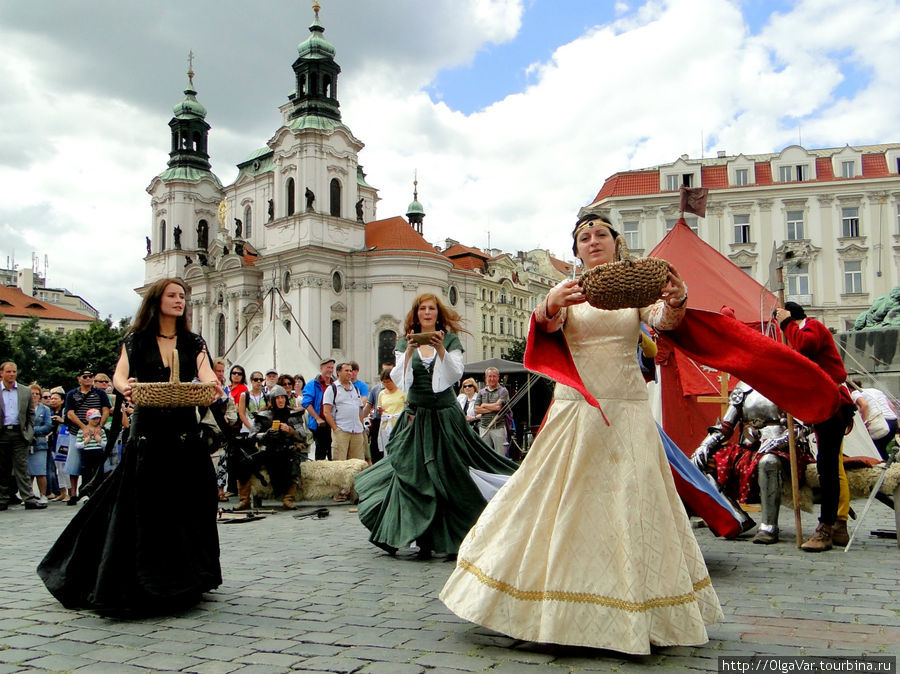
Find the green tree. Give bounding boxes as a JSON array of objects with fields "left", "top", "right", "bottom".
[
  {"left": 505, "top": 337, "right": 527, "bottom": 363},
  {"left": 0, "top": 317, "right": 128, "bottom": 389}
]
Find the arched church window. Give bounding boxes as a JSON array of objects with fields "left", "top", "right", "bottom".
[
  {"left": 449, "top": 286, "right": 458, "bottom": 306},
  {"left": 192, "top": 131, "right": 201, "bottom": 151},
  {"left": 331, "top": 270, "right": 343, "bottom": 293},
  {"left": 286, "top": 178, "right": 295, "bottom": 216},
  {"left": 159, "top": 220, "right": 166, "bottom": 251},
  {"left": 378, "top": 330, "right": 397, "bottom": 368},
  {"left": 299, "top": 74, "right": 306, "bottom": 95},
  {"left": 282, "top": 271, "right": 291, "bottom": 293},
  {"left": 216, "top": 313, "right": 226, "bottom": 357},
  {"left": 244, "top": 205, "right": 252, "bottom": 237},
  {"left": 310, "top": 73, "right": 319, "bottom": 96},
  {"left": 332, "top": 319, "right": 342, "bottom": 350},
  {"left": 284, "top": 320, "right": 292, "bottom": 334},
  {"left": 323, "top": 75, "right": 332, "bottom": 98},
  {"left": 329, "top": 178, "right": 341, "bottom": 217}
]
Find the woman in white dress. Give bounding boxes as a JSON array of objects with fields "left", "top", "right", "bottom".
[{"left": 440, "top": 214, "right": 722, "bottom": 654}]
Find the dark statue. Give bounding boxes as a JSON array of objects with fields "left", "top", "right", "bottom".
[
  {"left": 197, "top": 221, "right": 208, "bottom": 250},
  {"left": 223, "top": 245, "right": 230, "bottom": 256},
  {"left": 198, "top": 252, "right": 208, "bottom": 266},
  {"left": 235, "top": 242, "right": 244, "bottom": 256},
  {"left": 145, "top": 236, "right": 151, "bottom": 256},
  {"left": 184, "top": 255, "right": 193, "bottom": 266},
  {"left": 173, "top": 225, "right": 182, "bottom": 249},
  {"left": 268, "top": 199, "right": 274, "bottom": 221},
  {"left": 356, "top": 197, "right": 364, "bottom": 222},
  {"left": 305, "top": 187, "right": 315, "bottom": 211},
  {"left": 234, "top": 218, "right": 242, "bottom": 238}
]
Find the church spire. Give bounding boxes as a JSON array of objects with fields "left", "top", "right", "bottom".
[
  {"left": 288, "top": 1, "right": 342, "bottom": 122},
  {"left": 406, "top": 171, "right": 425, "bottom": 235},
  {"left": 167, "top": 52, "right": 211, "bottom": 171}
]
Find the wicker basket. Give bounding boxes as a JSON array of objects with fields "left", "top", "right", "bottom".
[
  {"left": 579, "top": 237, "right": 670, "bottom": 310},
  {"left": 131, "top": 348, "right": 217, "bottom": 408}
]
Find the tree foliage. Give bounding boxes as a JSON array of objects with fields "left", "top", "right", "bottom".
[
  {"left": 0, "top": 317, "right": 130, "bottom": 389},
  {"left": 505, "top": 337, "right": 527, "bottom": 363}
]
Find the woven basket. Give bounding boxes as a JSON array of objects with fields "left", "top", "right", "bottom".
[
  {"left": 131, "top": 348, "right": 217, "bottom": 408},
  {"left": 579, "top": 237, "right": 669, "bottom": 310}
]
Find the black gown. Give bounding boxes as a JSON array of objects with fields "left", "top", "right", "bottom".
[{"left": 37, "top": 331, "right": 222, "bottom": 614}]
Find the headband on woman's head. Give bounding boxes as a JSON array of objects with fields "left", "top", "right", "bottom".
[{"left": 571, "top": 214, "right": 619, "bottom": 256}]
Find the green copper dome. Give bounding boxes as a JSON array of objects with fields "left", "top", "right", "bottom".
[
  {"left": 297, "top": 14, "right": 335, "bottom": 60},
  {"left": 406, "top": 198, "right": 425, "bottom": 216},
  {"left": 173, "top": 87, "right": 206, "bottom": 119}
]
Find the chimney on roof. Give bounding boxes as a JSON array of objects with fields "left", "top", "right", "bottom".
[
  {"left": 717, "top": 150, "right": 726, "bottom": 158},
  {"left": 444, "top": 238, "right": 459, "bottom": 249},
  {"left": 16, "top": 268, "right": 34, "bottom": 296}
]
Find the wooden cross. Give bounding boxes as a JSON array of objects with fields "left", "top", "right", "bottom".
[{"left": 697, "top": 371, "right": 731, "bottom": 419}]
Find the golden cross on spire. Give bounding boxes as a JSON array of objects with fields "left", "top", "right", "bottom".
[
  {"left": 187, "top": 50, "right": 195, "bottom": 88},
  {"left": 312, "top": 1, "right": 320, "bottom": 19}
]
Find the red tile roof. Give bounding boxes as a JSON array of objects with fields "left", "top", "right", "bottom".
[
  {"left": 549, "top": 256, "right": 574, "bottom": 276},
  {"left": 815, "top": 157, "right": 834, "bottom": 181},
  {"left": 0, "top": 285, "right": 95, "bottom": 322},
  {"left": 365, "top": 216, "right": 442, "bottom": 254},
  {"left": 862, "top": 153, "right": 889, "bottom": 177},
  {"left": 701, "top": 165, "right": 728, "bottom": 189},
  {"left": 444, "top": 243, "right": 489, "bottom": 260},
  {"left": 754, "top": 161, "right": 772, "bottom": 186},
  {"left": 590, "top": 170, "right": 660, "bottom": 203}
]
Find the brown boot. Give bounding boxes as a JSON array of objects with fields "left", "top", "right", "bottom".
[
  {"left": 801, "top": 522, "right": 833, "bottom": 552},
  {"left": 831, "top": 519, "right": 849, "bottom": 546},
  {"left": 235, "top": 480, "right": 253, "bottom": 511},
  {"left": 281, "top": 484, "right": 297, "bottom": 510}
]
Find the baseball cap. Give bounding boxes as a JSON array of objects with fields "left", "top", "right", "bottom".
[
  {"left": 320, "top": 358, "right": 335, "bottom": 366},
  {"left": 86, "top": 408, "right": 102, "bottom": 420},
  {"left": 265, "top": 368, "right": 278, "bottom": 376},
  {"left": 79, "top": 369, "right": 94, "bottom": 378}
]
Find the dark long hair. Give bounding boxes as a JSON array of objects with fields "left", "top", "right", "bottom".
[
  {"left": 128, "top": 278, "right": 191, "bottom": 337},
  {"left": 403, "top": 292, "right": 469, "bottom": 336}
]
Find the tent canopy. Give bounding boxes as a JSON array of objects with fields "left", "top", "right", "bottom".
[
  {"left": 650, "top": 221, "right": 778, "bottom": 325},
  {"left": 232, "top": 320, "right": 321, "bottom": 381},
  {"left": 649, "top": 222, "right": 780, "bottom": 452},
  {"left": 461, "top": 357, "right": 529, "bottom": 379}
]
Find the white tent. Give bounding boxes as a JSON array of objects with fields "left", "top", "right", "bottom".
[{"left": 233, "top": 320, "right": 321, "bottom": 381}]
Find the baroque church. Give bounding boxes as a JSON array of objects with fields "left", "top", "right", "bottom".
[{"left": 141, "top": 4, "right": 567, "bottom": 378}]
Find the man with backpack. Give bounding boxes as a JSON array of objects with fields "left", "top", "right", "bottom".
[{"left": 474, "top": 367, "right": 509, "bottom": 456}]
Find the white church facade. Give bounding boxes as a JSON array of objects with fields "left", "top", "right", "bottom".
[{"left": 141, "top": 6, "right": 565, "bottom": 379}]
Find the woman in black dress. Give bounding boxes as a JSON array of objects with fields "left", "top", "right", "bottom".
[{"left": 37, "top": 278, "right": 223, "bottom": 615}]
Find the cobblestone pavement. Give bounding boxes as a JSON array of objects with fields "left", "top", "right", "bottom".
[{"left": 1, "top": 495, "right": 897, "bottom": 673}]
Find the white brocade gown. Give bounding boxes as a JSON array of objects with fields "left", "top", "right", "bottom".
[{"left": 439, "top": 302, "right": 723, "bottom": 654}]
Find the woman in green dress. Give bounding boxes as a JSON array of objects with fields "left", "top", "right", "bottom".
[{"left": 356, "top": 293, "right": 518, "bottom": 559}]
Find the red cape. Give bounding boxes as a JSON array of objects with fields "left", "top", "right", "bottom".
[{"left": 524, "top": 308, "right": 841, "bottom": 425}]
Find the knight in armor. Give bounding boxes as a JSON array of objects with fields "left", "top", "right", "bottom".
[
  {"left": 691, "top": 381, "right": 814, "bottom": 545},
  {"left": 233, "top": 385, "right": 309, "bottom": 510}
]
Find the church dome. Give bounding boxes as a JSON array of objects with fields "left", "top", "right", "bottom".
[
  {"left": 173, "top": 88, "right": 207, "bottom": 119},
  {"left": 406, "top": 198, "right": 425, "bottom": 217},
  {"left": 297, "top": 13, "right": 335, "bottom": 60}
]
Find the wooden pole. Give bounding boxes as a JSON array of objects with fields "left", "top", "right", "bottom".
[{"left": 775, "top": 267, "right": 804, "bottom": 547}]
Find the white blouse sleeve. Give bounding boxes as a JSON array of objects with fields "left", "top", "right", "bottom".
[
  {"left": 391, "top": 350, "right": 413, "bottom": 394},
  {"left": 432, "top": 349, "right": 465, "bottom": 393}
]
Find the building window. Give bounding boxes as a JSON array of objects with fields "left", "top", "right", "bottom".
[
  {"left": 482, "top": 314, "right": 486, "bottom": 332},
  {"left": 216, "top": 313, "right": 226, "bottom": 357},
  {"left": 332, "top": 319, "right": 342, "bottom": 349},
  {"left": 779, "top": 166, "right": 792, "bottom": 182},
  {"left": 378, "top": 330, "right": 397, "bottom": 368},
  {"left": 286, "top": 178, "right": 296, "bottom": 216},
  {"left": 329, "top": 178, "right": 341, "bottom": 217},
  {"left": 841, "top": 161, "right": 855, "bottom": 179},
  {"left": 490, "top": 316, "right": 494, "bottom": 333},
  {"left": 786, "top": 262, "right": 809, "bottom": 296},
  {"left": 282, "top": 271, "right": 291, "bottom": 293},
  {"left": 733, "top": 214, "right": 750, "bottom": 243},
  {"left": 897, "top": 205, "right": 900, "bottom": 234},
  {"left": 778, "top": 165, "right": 807, "bottom": 182},
  {"left": 843, "top": 260, "right": 862, "bottom": 294},
  {"left": 739, "top": 266, "right": 753, "bottom": 276},
  {"left": 489, "top": 291, "right": 493, "bottom": 303},
  {"left": 623, "top": 221, "right": 640, "bottom": 249},
  {"left": 499, "top": 317, "right": 504, "bottom": 334},
  {"left": 481, "top": 288, "right": 485, "bottom": 301},
  {"left": 284, "top": 320, "right": 292, "bottom": 334},
  {"left": 490, "top": 347, "right": 495, "bottom": 358},
  {"left": 735, "top": 168, "right": 749, "bottom": 186},
  {"left": 449, "top": 286, "right": 458, "bottom": 306},
  {"left": 244, "top": 206, "right": 252, "bottom": 237},
  {"left": 841, "top": 207, "right": 860, "bottom": 237},
  {"left": 665, "top": 174, "right": 680, "bottom": 191},
  {"left": 332, "top": 271, "right": 343, "bottom": 293},
  {"left": 786, "top": 211, "right": 804, "bottom": 240},
  {"left": 666, "top": 217, "right": 698, "bottom": 234},
  {"left": 795, "top": 164, "right": 807, "bottom": 181}
]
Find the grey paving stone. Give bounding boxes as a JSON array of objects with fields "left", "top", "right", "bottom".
[
  {"left": 126, "top": 652, "right": 205, "bottom": 670},
  {"left": 359, "top": 664, "right": 425, "bottom": 674},
  {"left": 295, "top": 655, "right": 370, "bottom": 672},
  {"left": 414, "top": 652, "right": 494, "bottom": 671},
  {"left": 237, "top": 651, "right": 305, "bottom": 668},
  {"left": 81, "top": 645, "right": 142, "bottom": 663}
]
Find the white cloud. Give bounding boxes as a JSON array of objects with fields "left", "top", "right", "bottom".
[{"left": 1, "top": 0, "right": 898, "bottom": 320}]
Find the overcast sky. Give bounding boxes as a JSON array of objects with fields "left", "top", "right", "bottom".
[{"left": 1, "top": 0, "right": 898, "bottom": 320}]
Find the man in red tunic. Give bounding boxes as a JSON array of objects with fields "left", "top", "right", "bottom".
[{"left": 775, "top": 302, "right": 854, "bottom": 551}]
